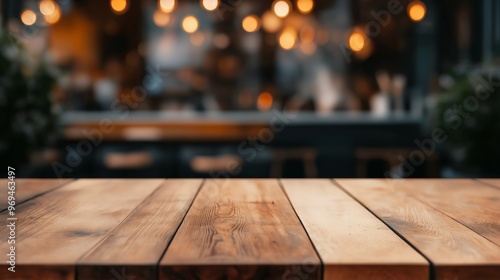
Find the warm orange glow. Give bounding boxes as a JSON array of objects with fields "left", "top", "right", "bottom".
[
  {"left": 349, "top": 31, "right": 365, "bottom": 52},
  {"left": 262, "top": 11, "right": 282, "bottom": 33},
  {"left": 153, "top": 10, "right": 171, "bottom": 27},
  {"left": 257, "top": 92, "right": 273, "bottom": 111},
  {"left": 44, "top": 5, "right": 61, "bottom": 24},
  {"left": 182, "top": 16, "right": 199, "bottom": 33},
  {"left": 279, "top": 27, "right": 297, "bottom": 50},
  {"left": 242, "top": 15, "right": 260, "bottom": 33},
  {"left": 190, "top": 32, "right": 205, "bottom": 46},
  {"left": 300, "top": 42, "right": 316, "bottom": 55},
  {"left": 300, "top": 25, "right": 315, "bottom": 43},
  {"left": 408, "top": 1, "right": 426, "bottom": 22},
  {"left": 159, "top": 0, "right": 176, "bottom": 13},
  {"left": 297, "top": 0, "right": 314, "bottom": 14},
  {"left": 39, "top": 0, "right": 56, "bottom": 16},
  {"left": 110, "top": 0, "right": 128, "bottom": 14},
  {"left": 273, "top": 0, "right": 291, "bottom": 18},
  {"left": 201, "top": 0, "right": 219, "bottom": 11},
  {"left": 21, "top": 10, "right": 37, "bottom": 26}
]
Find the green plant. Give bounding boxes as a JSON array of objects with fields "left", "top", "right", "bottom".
[
  {"left": 435, "top": 66, "right": 500, "bottom": 174},
  {"left": 0, "top": 31, "right": 57, "bottom": 169}
]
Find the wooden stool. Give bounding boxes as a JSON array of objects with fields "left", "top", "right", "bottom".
[{"left": 271, "top": 148, "right": 318, "bottom": 178}]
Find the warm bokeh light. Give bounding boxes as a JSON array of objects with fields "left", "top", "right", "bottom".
[
  {"left": 316, "top": 29, "right": 330, "bottom": 44},
  {"left": 190, "top": 32, "right": 206, "bottom": 46},
  {"left": 153, "top": 10, "right": 171, "bottom": 27},
  {"left": 21, "top": 10, "right": 37, "bottom": 26},
  {"left": 349, "top": 31, "right": 365, "bottom": 52},
  {"left": 44, "top": 5, "right": 61, "bottom": 24},
  {"left": 299, "top": 42, "right": 317, "bottom": 55},
  {"left": 300, "top": 25, "right": 315, "bottom": 43},
  {"left": 257, "top": 92, "right": 273, "bottom": 111},
  {"left": 182, "top": 16, "right": 199, "bottom": 33},
  {"left": 262, "top": 11, "right": 282, "bottom": 33},
  {"left": 39, "top": 0, "right": 56, "bottom": 16},
  {"left": 297, "top": 0, "right": 314, "bottom": 14},
  {"left": 214, "top": 33, "right": 230, "bottom": 49},
  {"left": 159, "top": 0, "right": 176, "bottom": 13},
  {"left": 407, "top": 1, "right": 426, "bottom": 22},
  {"left": 279, "top": 27, "right": 297, "bottom": 50},
  {"left": 110, "top": 0, "right": 128, "bottom": 14},
  {"left": 273, "top": 0, "right": 291, "bottom": 18},
  {"left": 242, "top": 15, "right": 260, "bottom": 33},
  {"left": 201, "top": 0, "right": 219, "bottom": 11}
]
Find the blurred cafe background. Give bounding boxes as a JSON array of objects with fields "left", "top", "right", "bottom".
[{"left": 1, "top": 0, "right": 499, "bottom": 179}]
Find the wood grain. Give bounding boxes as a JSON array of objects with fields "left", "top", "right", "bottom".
[
  {"left": 77, "top": 179, "right": 202, "bottom": 280},
  {"left": 281, "top": 179, "right": 428, "bottom": 280},
  {"left": 0, "top": 179, "right": 163, "bottom": 280},
  {"left": 336, "top": 179, "right": 500, "bottom": 280},
  {"left": 478, "top": 179, "right": 500, "bottom": 190},
  {"left": 0, "top": 179, "right": 71, "bottom": 211},
  {"left": 160, "top": 179, "right": 321, "bottom": 280},
  {"left": 397, "top": 179, "right": 500, "bottom": 246}
]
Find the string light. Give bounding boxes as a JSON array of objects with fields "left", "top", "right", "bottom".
[
  {"left": 279, "top": 27, "right": 297, "bottom": 50},
  {"left": 39, "top": 0, "right": 56, "bottom": 16},
  {"left": 257, "top": 92, "right": 273, "bottom": 111},
  {"left": 21, "top": 9, "right": 37, "bottom": 26},
  {"left": 153, "top": 10, "right": 171, "bottom": 27},
  {"left": 182, "top": 15, "right": 199, "bottom": 33},
  {"left": 159, "top": 0, "right": 176, "bottom": 13},
  {"left": 297, "top": 0, "right": 314, "bottom": 14},
  {"left": 262, "top": 11, "right": 282, "bottom": 33},
  {"left": 201, "top": 0, "right": 219, "bottom": 11},
  {"left": 242, "top": 15, "right": 260, "bottom": 33},
  {"left": 110, "top": 0, "right": 128, "bottom": 14},
  {"left": 44, "top": 4, "right": 61, "bottom": 24},
  {"left": 272, "top": 0, "right": 291, "bottom": 18},
  {"left": 407, "top": 1, "right": 426, "bottom": 22},
  {"left": 348, "top": 31, "right": 365, "bottom": 52}
]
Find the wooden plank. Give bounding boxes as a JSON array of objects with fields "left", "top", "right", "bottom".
[
  {"left": 0, "top": 179, "right": 71, "bottom": 211},
  {"left": 160, "top": 179, "right": 321, "bottom": 280},
  {"left": 396, "top": 179, "right": 500, "bottom": 246},
  {"left": 336, "top": 179, "right": 500, "bottom": 280},
  {"left": 281, "top": 179, "right": 428, "bottom": 280},
  {"left": 77, "top": 179, "right": 202, "bottom": 280},
  {"left": 0, "top": 179, "right": 163, "bottom": 280},
  {"left": 478, "top": 179, "right": 500, "bottom": 190}
]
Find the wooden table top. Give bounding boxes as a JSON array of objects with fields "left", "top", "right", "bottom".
[{"left": 1, "top": 179, "right": 499, "bottom": 280}]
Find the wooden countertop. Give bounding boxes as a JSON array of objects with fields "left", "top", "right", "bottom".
[
  {"left": 1, "top": 179, "right": 499, "bottom": 280},
  {"left": 61, "top": 112, "right": 421, "bottom": 141}
]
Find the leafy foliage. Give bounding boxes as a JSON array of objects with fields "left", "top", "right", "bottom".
[
  {"left": 0, "top": 31, "right": 57, "bottom": 168},
  {"left": 435, "top": 66, "right": 500, "bottom": 173}
]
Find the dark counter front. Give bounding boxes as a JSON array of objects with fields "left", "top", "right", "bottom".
[{"left": 54, "top": 112, "right": 425, "bottom": 178}]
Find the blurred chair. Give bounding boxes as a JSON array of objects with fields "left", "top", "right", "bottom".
[
  {"left": 355, "top": 148, "right": 439, "bottom": 178},
  {"left": 271, "top": 148, "right": 318, "bottom": 178}
]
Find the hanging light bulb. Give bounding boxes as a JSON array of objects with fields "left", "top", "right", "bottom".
[
  {"left": 407, "top": 1, "right": 426, "bottom": 22},
  {"left": 159, "top": 0, "right": 176, "bottom": 13},
  {"left": 39, "top": 0, "right": 56, "bottom": 16},
  {"left": 262, "top": 10, "right": 282, "bottom": 33},
  {"left": 242, "top": 15, "right": 260, "bottom": 33},
  {"left": 272, "top": 0, "right": 291, "bottom": 18},
  {"left": 348, "top": 31, "right": 365, "bottom": 52},
  {"left": 297, "top": 0, "right": 314, "bottom": 14},
  {"left": 153, "top": 10, "right": 171, "bottom": 27},
  {"left": 110, "top": 0, "right": 128, "bottom": 14},
  {"left": 279, "top": 27, "right": 297, "bottom": 50},
  {"left": 44, "top": 4, "right": 61, "bottom": 24},
  {"left": 182, "top": 15, "right": 199, "bottom": 33},
  {"left": 21, "top": 9, "right": 37, "bottom": 26},
  {"left": 201, "top": 0, "right": 219, "bottom": 12}
]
